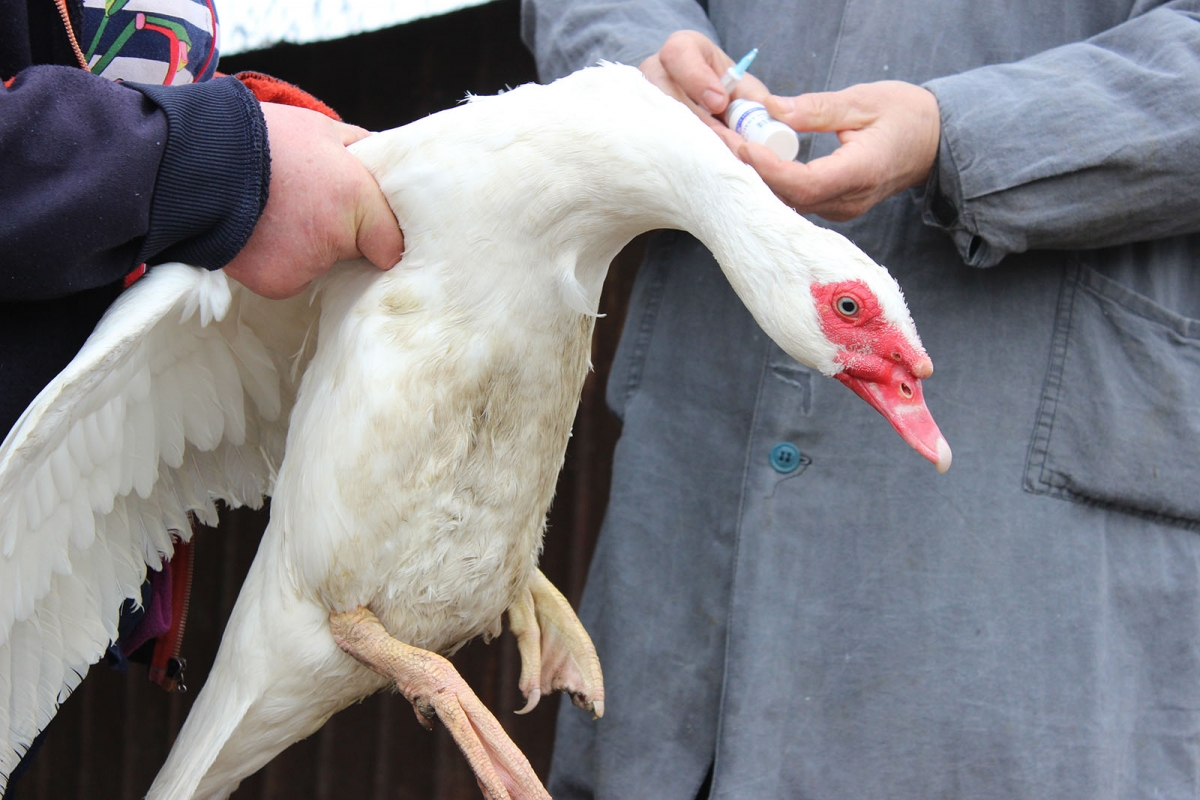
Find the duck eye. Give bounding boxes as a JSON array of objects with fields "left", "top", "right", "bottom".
[{"left": 835, "top": 296, "right": 860, "bottom": 317}]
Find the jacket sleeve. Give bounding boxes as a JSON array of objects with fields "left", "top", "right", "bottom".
[
  {"left": 521, "top": 0, "right": 718, "bottom": 82},
  {"left": 921, "top": 2, "right": 1200, "bottom": 267},
  {"left": 0, "top": 66, "right": 268, "bottom": 301}
]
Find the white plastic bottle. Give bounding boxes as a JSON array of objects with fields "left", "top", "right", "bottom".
[{"left": 724, "top": 99, "right": 800, "bottom": 162}]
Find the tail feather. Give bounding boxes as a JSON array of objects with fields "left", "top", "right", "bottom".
[
  {"left": 146, "top": 677, "right": 256, "bottom": 800},
  {"left": 144, "top": 572, "right": 370, "bottom": 799},
  {"left": 147, "top": 665, "right": 370, "bottom": 800}
]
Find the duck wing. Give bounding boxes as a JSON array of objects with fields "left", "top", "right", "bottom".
[{"left": 0, "top": 263, "right": 315, "bottom": 788}]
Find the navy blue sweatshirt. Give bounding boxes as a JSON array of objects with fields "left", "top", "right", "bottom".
[{"left": 0, "top": 0, "right": 269, "bottom": 435}]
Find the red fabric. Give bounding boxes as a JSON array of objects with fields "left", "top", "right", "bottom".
[
  {"left": 148, "top": 538, "right": 193, "bottom": 691},
  {"left": 122, "top": 262, "right": 146, "bottom": 287},
  {"left": 233, "top": 70, "right": 342, "bottom": 121}
]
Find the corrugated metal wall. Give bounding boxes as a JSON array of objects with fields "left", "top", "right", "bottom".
[{"left": 7, "top": 2, "right": 642, "bottom": 796}]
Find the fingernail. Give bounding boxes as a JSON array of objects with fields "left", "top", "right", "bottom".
[{"left": 702, "top": 89, "right": 725, "bottom": 113}]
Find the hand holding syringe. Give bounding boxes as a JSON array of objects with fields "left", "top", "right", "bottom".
[
  {"left": 638, "top": 30, "right": 940, "bottom": 222},
  {"left": 720, "top": 48, "right": 800, "bottom": 161},
  {"left": 721, "top": 47, "right": 760, "bottom": 92}
]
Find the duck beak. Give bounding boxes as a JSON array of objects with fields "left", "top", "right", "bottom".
[{"left": 835, "top": 363, "right": 952, "bottom": 473}]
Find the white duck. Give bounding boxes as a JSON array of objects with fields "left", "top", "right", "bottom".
[{"left": 0, "top": 63, "right": 951, "bottom": 799}]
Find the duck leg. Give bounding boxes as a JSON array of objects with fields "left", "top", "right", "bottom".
[
  {"left": 329, "top": 607, "right": 550, "bottom": 800},
  {"left": 507, "top": 569, "right": 605, "bottom": 718}
]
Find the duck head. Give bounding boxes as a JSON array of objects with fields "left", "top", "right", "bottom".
[
  {"left": 810, "top": 279, "right": 951, "bottom": 473},
  {"left": 676, "top": 136, "right": 952, "bottom": 472}
]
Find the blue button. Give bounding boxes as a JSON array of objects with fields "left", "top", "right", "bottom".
[{"left": 770, "top": 442, "right": 802, "bottom": 473}]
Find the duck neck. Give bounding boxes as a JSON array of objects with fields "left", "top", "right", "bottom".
[
  {"left": 552, "top": 143, "right": 809, "bottom": 322},
  {"left": 673, "top": 158, "right": 822, "bottom": 333}
]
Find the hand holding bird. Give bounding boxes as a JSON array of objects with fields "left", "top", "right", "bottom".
[{"left": 223, "top": 101, "right": 406, "bottom": 300}]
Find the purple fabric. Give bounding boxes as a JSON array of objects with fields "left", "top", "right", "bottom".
[{"left": 120, "top": 563, "right": 172, "bottom": 656}]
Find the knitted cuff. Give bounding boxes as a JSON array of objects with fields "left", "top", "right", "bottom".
[{"left": 129, "top": 76, "right": 270, "bottom": 270}]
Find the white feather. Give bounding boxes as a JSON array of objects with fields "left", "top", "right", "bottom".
[
  {"left": 0, "top": 263, "right": 313, "bottom": 789},
  {"left": 129, "top": 394, "right": 159, "bottom": 498}
]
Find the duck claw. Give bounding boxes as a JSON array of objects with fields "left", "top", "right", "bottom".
[
  {"left": 514, "top": 688, "right": 541, "bottom": 716},
  {"left": 507, "top": 569, "right": 605, "bottom": 719}
]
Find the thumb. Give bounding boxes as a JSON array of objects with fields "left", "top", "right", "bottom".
[
  {"left": 767, "top": 89, "right": 874, "bottom": 133},
  {"left": 353, "top": 180, "right": 405, "bottom": 270},
  {"left": 339, "top": 122, "right": 372, "bottom": 147}
]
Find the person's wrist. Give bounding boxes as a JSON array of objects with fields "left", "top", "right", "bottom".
[{"left": 129, "top": 77, "right": 269, "bottom": 270}]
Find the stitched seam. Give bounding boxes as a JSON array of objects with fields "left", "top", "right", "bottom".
[
  {"left": 1024, "top": 259, "right": 1078, "bottom": 493},
  {"left": 1081, "top": 265, "right": 1200, "bottom": 339},
  {"left": 1038, "top": 262, "right": 1081, "bottom": 491},
  {"left": 708, "top": 334, "right": 772, "bottom": 795},
  {"left": 1035, "top": 484, "right": 1200, "bottom": 533}
]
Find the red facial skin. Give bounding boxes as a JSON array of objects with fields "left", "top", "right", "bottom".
[{"left": 811, "top": 281, "right": 951, "bottom": 472}]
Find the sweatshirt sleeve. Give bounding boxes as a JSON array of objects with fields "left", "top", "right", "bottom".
[
  {"left": 0, "top": 66, "right": 268, "bottom": 301},
  {"left": 521, "top": 0, "right": 718, "bottom": 82},
  {"left": 921, "top": 2, "right": 1200, "bottom": 267}
]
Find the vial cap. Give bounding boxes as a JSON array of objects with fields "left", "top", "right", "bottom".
[{"left": 763, "top": 124, "right": 800, "bottom": 161}]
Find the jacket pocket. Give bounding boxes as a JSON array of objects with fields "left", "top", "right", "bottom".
[{"left": 1025, "top": 260, "right": 1200, "bottom": 529}]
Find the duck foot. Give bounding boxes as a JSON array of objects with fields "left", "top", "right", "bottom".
[
  {"left": 507, "top": 569, "right": 605, "bottom": 718},
  {"left": 329, "top": 607, "right": 550, "bottom": 800}
]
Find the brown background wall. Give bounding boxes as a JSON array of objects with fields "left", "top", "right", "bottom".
[{"left": 7, "top": 1, "right": 641, "bottom": 796}]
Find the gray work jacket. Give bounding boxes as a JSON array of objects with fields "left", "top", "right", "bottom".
[{"left": 522, "top": 2, "right": 1200, "bottom": 798}]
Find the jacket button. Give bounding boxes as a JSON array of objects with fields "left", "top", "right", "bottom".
[{"left": 770, "top": 442, "right": 802, "bottom": 473}]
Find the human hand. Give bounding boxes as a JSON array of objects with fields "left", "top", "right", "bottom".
[
  {"left": 638, "top": 30, "right": 771, "bottom": 142},
  {"left": 639, "top": 33, "right": 940, "bottom": 221},
  {"left": 746, "top": 82, "right": 941, "bottom": 221},
  {"left": 223, "top": 102, "right": 405, "bottom": 300}
]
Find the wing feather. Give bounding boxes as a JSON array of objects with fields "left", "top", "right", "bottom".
[
  {"left": 7, "top": 620, "right": 40, "bottom": 760},
  {"left": 34, "top": 608, "right": 64, "bottom": 734},
  {"left": 129, "top": 391, "right": 159, "bottom": 498},
  {"left": 0, "top": 264, "right": 316, "bottom": 789}
]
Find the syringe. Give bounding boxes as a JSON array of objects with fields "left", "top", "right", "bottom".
[
  {"left": 720, "top": 47, "right": 759, "bottom": 93},
  {"left": 718, "top": 46, "right": 800, "bottom": 161}
]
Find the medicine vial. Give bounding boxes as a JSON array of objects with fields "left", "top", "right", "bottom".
[{"left": 724, "top": 99, "right": 800, "bottom": 162}]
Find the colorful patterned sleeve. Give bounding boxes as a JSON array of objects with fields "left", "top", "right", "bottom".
[{"left": 0, "top": 0, "right": 269, "bottom": 299}]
